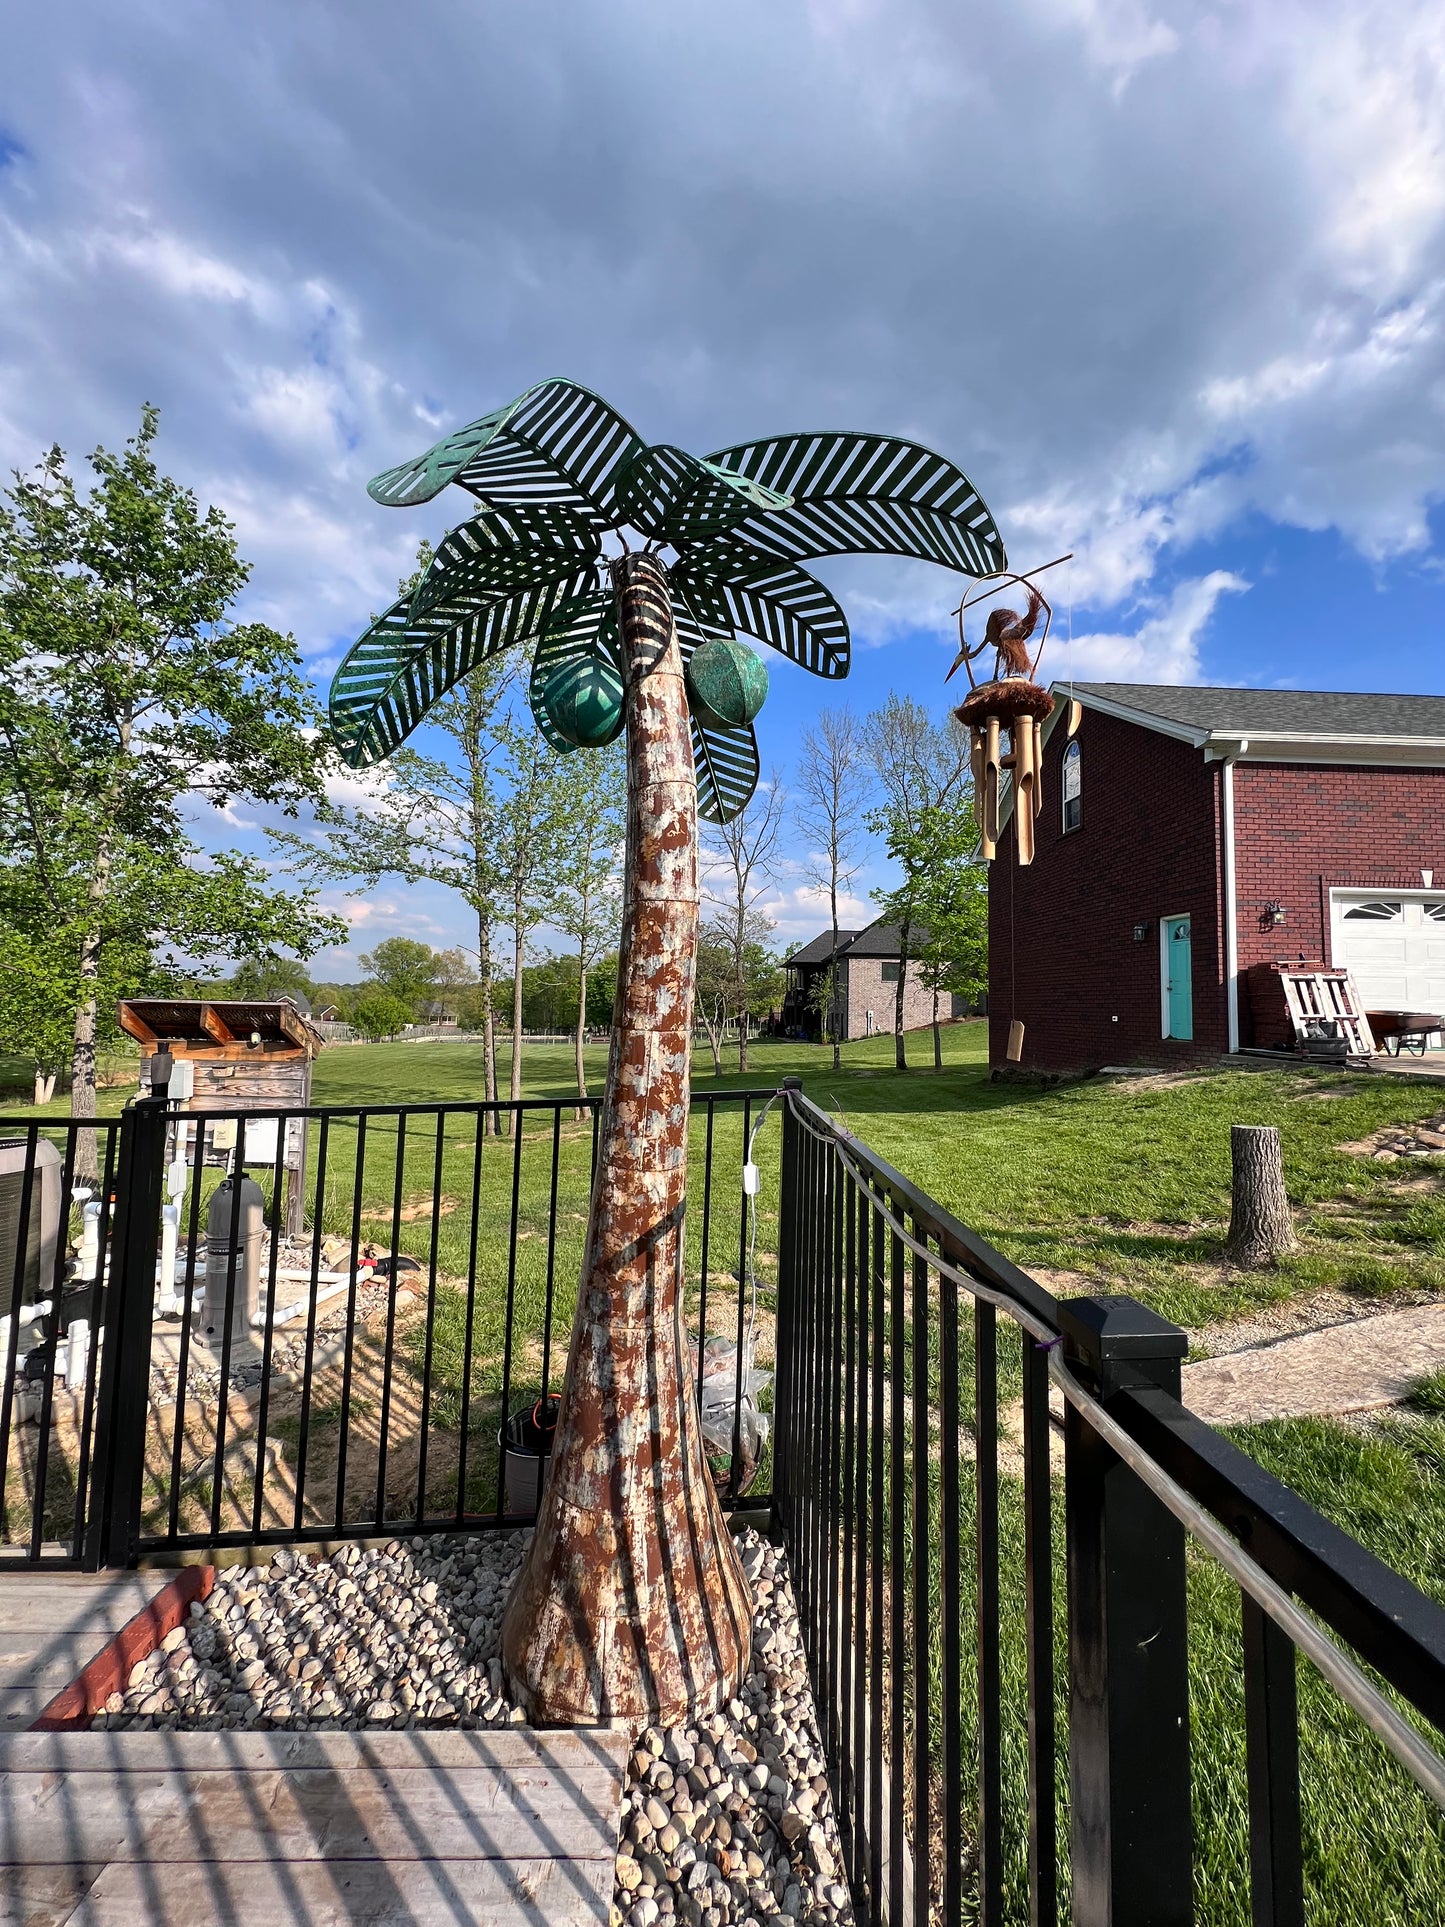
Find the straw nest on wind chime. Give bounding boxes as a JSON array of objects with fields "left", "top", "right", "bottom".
[{"left": 946, "top": 556, "right": 1070, "bottom": 865}]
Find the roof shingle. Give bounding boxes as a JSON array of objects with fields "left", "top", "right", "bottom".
[{"left": 1068, "top": 683, "right": 1445, "bottom": 741}]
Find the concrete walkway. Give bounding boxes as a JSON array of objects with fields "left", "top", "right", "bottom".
[{"left": 1181, "top": 1302, "right": 1445, "bottom": 1426}]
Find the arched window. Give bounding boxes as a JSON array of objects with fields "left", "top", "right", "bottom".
[{"left": 1062, "top": 740, "right": 1082, "bottom": 833}]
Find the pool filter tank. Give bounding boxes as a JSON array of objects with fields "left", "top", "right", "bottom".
[{"left": 203, "top": 1175, "right": 265, "bottom": 1356}]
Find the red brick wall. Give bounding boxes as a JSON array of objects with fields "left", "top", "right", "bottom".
[
  {"left": 987, "top": 708, "right": 1227, "bottom": 1069},
  {"left": 1233, "top": 763, "right": 1445, "bottom": 1042}
]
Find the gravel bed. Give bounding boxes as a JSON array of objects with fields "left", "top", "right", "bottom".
[
  {"left": 612, "top": 1533, "right": 853, "bottom": 1927},
  {"left": 98, "top": 1531, "right": 528, "bottom": 1730},
  {"left": 96, "top": 1525, "right": 853, "bottom": 1927},
  {"left": 150, "top": 1274, "right": 396, "bottom": 1403}
]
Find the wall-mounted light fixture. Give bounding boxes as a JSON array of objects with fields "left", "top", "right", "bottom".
[
  {"left": 1132, "top": 921, "right": 1152, "bottom": 942},
  {"left": 1262, "top": 901, "right": 1287, "bottom": 928}
]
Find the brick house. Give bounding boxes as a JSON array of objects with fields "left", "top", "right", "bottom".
[
  {"left": 988, "top": 684, "right": 1445, "bottom": 1071},
  {"left": 782, "top": 920, "right": 960, "bottom": 1038}
]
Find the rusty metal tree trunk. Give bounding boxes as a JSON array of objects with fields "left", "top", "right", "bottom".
[{"left": 500, "top": 551, "right": 752, "bottom": 1730}]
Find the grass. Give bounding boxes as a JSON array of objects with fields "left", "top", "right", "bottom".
[
  {"left": 15, "top": 1022, "right": 1444, "bottom": 1334},
  {"left": 281, "top": 1029, "right": 1445, "bottom": 1326}
]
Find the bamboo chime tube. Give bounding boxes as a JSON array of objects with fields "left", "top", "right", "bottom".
[
  {"left": 1013, "top": 717, "right": 1036, "bottom": 865},
  {"left": 984, "top": 717, "right": 1002, "bottom": 851},
  {"left": 973, "top": 730, "right": 994, "bottom": 861}
]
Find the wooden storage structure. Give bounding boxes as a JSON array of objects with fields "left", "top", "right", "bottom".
[{"left": 117, "top": 999, "right": 323, "bottom": 1235}]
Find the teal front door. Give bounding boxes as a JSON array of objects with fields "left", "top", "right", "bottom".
[{"left": 1164, "top": 916, "right": 1193, "bottom": 1040}]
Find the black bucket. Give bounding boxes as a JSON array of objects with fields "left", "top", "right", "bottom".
[{"left": 498, "top": 1395, "right": 561, "bottom": 1517}]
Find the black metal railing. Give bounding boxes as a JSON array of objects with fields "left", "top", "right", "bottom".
[
  {"left": 773, "top": 1082, "right": 1445, "bottom": 1927},
  {"left": 0, "top": 1118, "right": 123, "bottom": 1564},
  {"left": 0, "top": 1088, "right": 778, "bottom": 1568}
]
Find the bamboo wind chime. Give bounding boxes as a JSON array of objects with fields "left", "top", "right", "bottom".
[
  {"left": 946, "top": 556, "right": 1071, "bottom": 865},
  {"left": 947, "top": 555, "right": 1072, "bottom": 1061}
]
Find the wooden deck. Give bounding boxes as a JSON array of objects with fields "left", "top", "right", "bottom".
[
  {"left": 0, "top": 1570, "right": 168, "bottom": 1733},
  {"left": 0, "top": 1574, "right": 627, "bottom": 1924},
  {"left": 0, "top": 1726, "right": 627, "bottom": 1924}
]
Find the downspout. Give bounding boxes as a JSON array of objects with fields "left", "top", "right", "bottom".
[{"left": 1219, "top": 740, "right": 1247, "bottom": 1054}]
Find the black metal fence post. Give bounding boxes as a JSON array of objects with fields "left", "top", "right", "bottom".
[
  {"left": 773, "top": 1079, "right": 802, "bottom": 1538},
  {"left": 1062, "top": 1295, "right": 1193, "bottom": 1927},
  {"left": 85, "top": 1095, "right": 168, "bottom": 1570},
  {"left": 1241, "top": 1595, "right": 1304, "bottom": 1927}
]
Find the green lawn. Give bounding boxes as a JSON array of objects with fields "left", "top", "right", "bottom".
[{"left": 307, "top": 1026, "right": 1445, "bottom": 1328}]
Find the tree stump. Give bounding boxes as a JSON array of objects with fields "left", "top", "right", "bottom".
[{"left": 1225, "top": 1124, "right": 1298, "bottom": 1268}]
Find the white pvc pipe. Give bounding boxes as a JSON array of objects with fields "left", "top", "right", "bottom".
[
  {"left": 65, "top": 1319, "right": 89, "bottom": 1389},
  {"left": 252, "top": 1274, "right": 354, "bottom": 1332},
  {"left": 157, "top": 1203, "right": 180, "bottom": 1305},
  {"left": 78, "top": 1202, "right": 102, "bottom": 1283}
]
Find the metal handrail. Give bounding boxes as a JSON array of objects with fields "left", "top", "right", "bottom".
[{"left": 784, "top": 1085, "right": 1445, "bottom": 1810}]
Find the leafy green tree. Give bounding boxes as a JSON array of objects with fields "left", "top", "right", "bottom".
[
  {"left": 0, "top": 407, "right": 340, "bottom": 1161},
  {"left": 543, "top": 741, "right": 624, "bottom": 1100},
  {"left": 352, "top": 989, "right": 411, "bottom": 1041},
  {"left": 427, "top": 946, "right": 477, "bottom": 1021},
  {"left": 227, "top": 952, "right": 314, "bottom": 1004},
  {"left": 864, "top": 695, "right": 972, "bottom": 1069},
  {"left": 794, "top": 707, "right": 869, "bottom": 1067},
  {"left": 693, "top": 933, "right": 734, "bottom": 1076},
  {"left": 874, "top": 799, "right": 987, "bottom": 1069},
  {"left": 492, "top": 710, "right": 574, "bottom": 1116},
  {"left": 358, "top": 937, "right": 439, "bottom": 1015},
  {"left": 273, "top": 578, "right": 513, "bottom": 1124},
  {"left": 517, "top": 952, "right": 580, "bottom": 1033},
  {"left": 704, "top": 774, "right": 784, "bottom": 1072},
  {"left": 0, "top": 911, "right": 146, "bottom": 1102}
]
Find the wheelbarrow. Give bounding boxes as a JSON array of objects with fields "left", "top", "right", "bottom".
[{"left": 1366, "top": 1010, "right": 1445, "bottom": 1057}]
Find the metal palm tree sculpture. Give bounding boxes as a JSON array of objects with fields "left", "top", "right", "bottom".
[{"left": 329, "top": 379, "right": 1005, "bottom": 1728}]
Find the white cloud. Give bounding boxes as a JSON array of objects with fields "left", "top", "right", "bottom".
[
  {"left": 1056, "top": 571, "right": 1250, "bottom": 684},
  {"left": 0, "top": 0, "right": 1442, "bottom": 697}
]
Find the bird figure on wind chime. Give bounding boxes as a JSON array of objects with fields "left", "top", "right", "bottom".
[{"left": 945, "top": 553, "right": 1072, "bottom": 866}]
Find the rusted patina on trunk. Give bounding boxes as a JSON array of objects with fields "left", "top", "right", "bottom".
[{"left": 500, "top": 551, "right": 752, "bottom": 1730}]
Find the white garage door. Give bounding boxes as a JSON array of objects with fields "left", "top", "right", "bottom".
[{"left": 1332, "top": 895, "right": 1445, "bottom": 1035}]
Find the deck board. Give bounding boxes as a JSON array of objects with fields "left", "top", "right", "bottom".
[
  {"left": 0, "top": 1724, "right": 627, "bottom": 1925},
  {"left": 0, "top": 1574, "right": 167, "bottom": 1730}
]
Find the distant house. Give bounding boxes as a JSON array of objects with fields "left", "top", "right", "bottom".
[
  {"left": 988, "top": 682, "right": 1445, "bottom": 1071},
  {"left": 782, "top": 918, "right": 972, "bottom": 1038}
]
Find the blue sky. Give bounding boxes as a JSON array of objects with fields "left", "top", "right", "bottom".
[{"left": 2, "top": 0, "right": 1443, "bottom": 968}]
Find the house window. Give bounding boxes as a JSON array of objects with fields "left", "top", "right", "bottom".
[
  {"left": 881, "top": 962, "right": 900, "bottom": 983},
  {"left": 1062, "top": 741, "right": 1081, "bottom": 833},
  {"left": 1343, "top": 900, "right": 1403, "bottom": 921},
  {"left": 1426, "top": 901, "right": 1445, "bottom": 923}
]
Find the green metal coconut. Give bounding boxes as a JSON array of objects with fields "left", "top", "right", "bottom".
[
  {"left": 685, "top": 638, "right": 768, "bottom": 732},
  {"left": 542, "top": 655, "right": 625, "bottom": 747}
]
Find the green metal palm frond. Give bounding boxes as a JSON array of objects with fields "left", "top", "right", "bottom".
[
  {"left": 671, "top": 539, "right": 850, "bottom": 680},
  {"left": 613, "top": 444, "right": 792, "bottom": 546},
  {"left": 331, "top": 382, "right": 1005, "bottom": 805},
  {"left": 701, "top": 432, "right": 1006, "bottom": 576},
  {"left": 412, "top": 505, "right": 600, "bottom": 617},
  {"left": 368, "top": 379, "right": 644, "bottom": 524},
  {"left": 329, "top": 569, "right": 593, "bottom": 768},
  {"left": 692, "top": 713, "right": 759, "bottom": 825}
]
